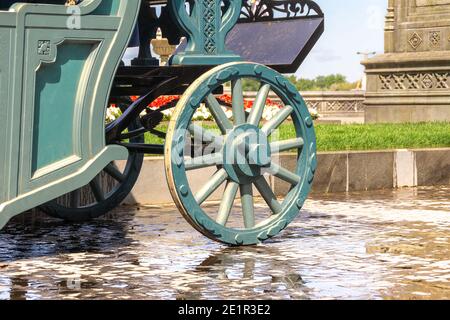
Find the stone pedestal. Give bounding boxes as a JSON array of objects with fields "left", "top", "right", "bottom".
[{"left": 363, "top": 0, "right": 450, "bottom": 123}]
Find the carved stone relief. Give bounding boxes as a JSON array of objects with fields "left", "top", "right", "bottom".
[
  {"left": 378, "top": 72, "right": 449, "bottom": 90},
  {"left": 408, "top": 32, "right": 423, "bottom": 50}
]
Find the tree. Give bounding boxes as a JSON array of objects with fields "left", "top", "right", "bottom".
[
  {"left": 241, "top": 78, "right": 261, "bottom": 91},
  {"left": 287, "top": 74, "right": 358, "bottom": 91},
  {"left": 228, "top": 74, "right": 358, "bottom": 92}
]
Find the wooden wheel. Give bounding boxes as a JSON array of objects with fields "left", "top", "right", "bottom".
[{"left": 165, "top": 62, "right": 317, "bottom": 245}]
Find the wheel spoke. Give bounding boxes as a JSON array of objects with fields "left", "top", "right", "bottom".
[
  {"left": 262, "top": 105, "right": 294, "bottom": 136},
  {"left": 89, "top": 176, "right": 105, "bottom": 202},
  {"left": 247, "top": 84, "right": 271, "bottom": 126},
  {"left": 206, "top": 94, "right": 233, "bottom": 134},
  {"left": 270, "top": 137, "right": 304, "bottom": 153},
  {"left": 240, "top": 184, "right": 255, "bottom": 228},
  {"left": 188, "top": 124, "right": 221, "bottom": 144},
  {"left": 195, "top": 168, "right": 228, "bottom": 205},
  {"left": 70, "top": 188, "right": 81, "bottom": 208},
  {"left": 254, "top": 176, "right": 283, "bottom": 214},
  {"left": 216, "top": 181, "right": 239, "bottom": 226},
  {"left": 188, "top": 124, "right": 223, "bottom": 150},
  {"left": 232, "top": 79, "right": 246, "bottom": 126},
  {"left": 104, "top": 163, "right": 125, "bottom": 183},
  {"left": 268, "top": 163, "right": 301, "bottom": 185},
  {"left": 185, "top": 153, "right": 223, "bottom": 170}
]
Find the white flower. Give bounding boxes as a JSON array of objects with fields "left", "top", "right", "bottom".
[
  {"left": 106, "top": 106, "right": 122, "bottom": 123},
  {"left": 308, "top": 108, "right": 321, "bottom": 120},
  {"left": 224, "top": 108, "right": 233, "bottom": 120},
  {"left": 262, "top": 104, "right": 282, "bottom": 121},
  {"left": 193, "top": 104, "right": 213, "bottom": 121},
  {"left": 162, "top": 108, "right": 175, "bottom": 120}
]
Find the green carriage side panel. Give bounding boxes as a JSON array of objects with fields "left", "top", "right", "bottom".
[
  {"left": 169, "top": 0, "right": 242, "bottom": 65},
  {"left": 92, "top": 0, "right": 120, "bottom": 15},
  {"left": 33, "top": 43, "right": 95, "bottom": 173},
  {"left": 0, "top": 0, "right": 142, "bottom": 229},
  {"left": 0, "top": 22, "right": 14, "bottom": 205}
]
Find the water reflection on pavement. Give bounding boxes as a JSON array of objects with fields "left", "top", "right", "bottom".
[{"left": 0, "top": 186, "right": 448, "bottom": 300}]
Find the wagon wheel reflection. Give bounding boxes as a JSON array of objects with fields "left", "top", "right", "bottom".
[{"left": 175, "top": 246, "right": 310, "bottom": 300}]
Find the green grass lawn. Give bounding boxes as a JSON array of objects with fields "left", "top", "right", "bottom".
[
  {"left": 144, "top": 122, "right": 450, "bottom": 153},
  {"left": 314, "top": 122, "right": 450, "bottom": 152}
]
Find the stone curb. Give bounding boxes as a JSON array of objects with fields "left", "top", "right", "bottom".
[{"left": 122, "top": 148, "right": 450, "bottom": 205}]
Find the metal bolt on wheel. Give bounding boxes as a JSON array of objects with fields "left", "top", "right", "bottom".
[{"left": 165, "top": 62, "right": 317, "bottom": 245}]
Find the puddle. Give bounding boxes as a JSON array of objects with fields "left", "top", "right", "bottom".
[{"left": 0, "top": 186, "right": 449, "bottom": 300}]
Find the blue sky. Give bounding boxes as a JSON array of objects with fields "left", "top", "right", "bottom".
[{"left": 296, "top": 0, "right": 388, "bottom": 82}]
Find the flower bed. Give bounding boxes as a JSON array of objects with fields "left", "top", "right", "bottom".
[{"left": 106, "top": 94, "right": 320, "bottom": 123}]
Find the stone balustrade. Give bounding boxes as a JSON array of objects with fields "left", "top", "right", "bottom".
[{"left": 241, "top": 90, "right": 366, "bottom": 114}]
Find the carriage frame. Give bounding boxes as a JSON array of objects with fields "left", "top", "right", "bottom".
[{"left": 0, "top": 0, "right": 324, "bottom": 245}]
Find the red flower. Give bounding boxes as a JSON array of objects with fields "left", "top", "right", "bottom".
[
  {"left": 122, "top": 94, "right": 280, "bottom": 111},
  {"left": 128, "top": 95, "right": 180, "bottom": 109},
  {"left": 149, "top": 95, "right": 179, "bottom": 108},
  {"left": 218, "top": 94, "right": 232, "bottom": 105}
]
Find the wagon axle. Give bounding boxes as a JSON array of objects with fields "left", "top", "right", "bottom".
[{"left": 222, "top": 124, "right": 273, "bottom": 184}]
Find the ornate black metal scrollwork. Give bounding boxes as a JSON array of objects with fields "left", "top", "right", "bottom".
[
  {"left": 240, "top": 0, "right": 323, "bottom": 22},
  {"left": 133, "top": 0, "right": 324, "bottom": 65}
]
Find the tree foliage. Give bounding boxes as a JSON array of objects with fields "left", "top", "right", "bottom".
[
  {"left": 240, "top": 74, "right": 359, "bottom": 92},
  {"left": 287, "top": 74, "right": 359, "bottom": 91}
]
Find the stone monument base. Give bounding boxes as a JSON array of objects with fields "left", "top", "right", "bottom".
[{"left": 363, "top": 52, "right": 450, "bottom": 123}]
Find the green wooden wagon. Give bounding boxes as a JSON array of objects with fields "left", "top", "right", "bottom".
[{"left": 0, "top": 0, "right": 324, "bottom": 245}]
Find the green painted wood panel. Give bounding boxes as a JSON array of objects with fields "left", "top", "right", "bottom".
[
  {"left": 32, "top": 43, "right": 95, "bottom": 173},
  {"left": 0, "top": 28, "right": 13, "bottom": 204},
  {"left": 0, "top": 0, "right": 141, "bottom": 229},
  {"left": 92, "top": 0, "right": 120, "bottom": 15}
]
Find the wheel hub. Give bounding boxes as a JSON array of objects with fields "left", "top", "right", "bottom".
[{"left": 222, "top": 124, "right": 272, "bottom": 184}]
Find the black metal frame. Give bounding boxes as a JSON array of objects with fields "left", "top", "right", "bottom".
[
  {"left": 133, "top": 0, "right": 324, "bottom": 64},
  {"left": 106, "top": 65, "right": 215, "bottom": 154},
  {"left": 107, "top": 0, "right": 324, "bottom": 156},
  {"left": 239, "top": 0, "right": 323, "bottom": 23}
]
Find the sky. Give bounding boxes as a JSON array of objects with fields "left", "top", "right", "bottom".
[{"left": 297, "top": 0, "right": 388, "bottom": 82}]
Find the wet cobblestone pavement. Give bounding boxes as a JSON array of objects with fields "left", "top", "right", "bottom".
[{"left": 0, "top": 186, "right": 449, "bottom": 300}]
